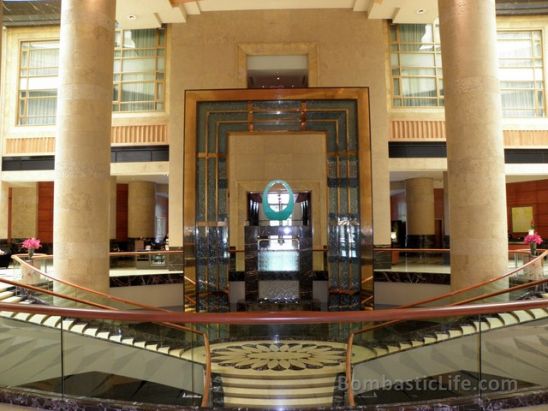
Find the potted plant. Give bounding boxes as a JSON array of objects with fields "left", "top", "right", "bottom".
[
  {"left": 20, "top": 238, "right": 42, "bottom": 285},
  {"left": 21, "top": 237, "right": 41, "bottom": 259},
  {"left": 524, "top": 231, "right": 543, "bottom": 256}
]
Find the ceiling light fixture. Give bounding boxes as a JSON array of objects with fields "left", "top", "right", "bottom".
[
  {"left": 127, "top": 15, "right": 137, "bottom": 20},
  {"left": 416, "top": 9, "right": 425, "bottom": 15}
]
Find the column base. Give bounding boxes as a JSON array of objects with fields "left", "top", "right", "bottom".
[{"left": 405, "top": 234, "right": 436, "bottom": 248}]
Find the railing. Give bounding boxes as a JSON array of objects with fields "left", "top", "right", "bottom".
[
  {"left": 345, "top": 252, "right": 548, "bottom": 406},
  {"left": 12, "top": 250, "right": 199, "bottom": 312},
  {"left": 6, "top": 255, "right": 211, "bottom": 406},
  {"left": 0, "top": 299, "right": 546, "bottom": 407},
  {"left": 3, "top": 247, "right": 546, "bottom": 407}
]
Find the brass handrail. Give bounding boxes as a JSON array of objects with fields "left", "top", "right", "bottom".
[
  {"left": 393, "top": 249, "right": 548, "bottom": 310},
  {"left": 11, "top": 254, "right": 187, "bottom": 312},
  {"left": 0, "top": 298, "right": 545, "bottom": 326},
  {"left": 345, "top": 273, "right": 548, "bottom": 406},
  {"left": 9, "top": 255, "right": 211, "bottom": 406},
  {"left": 17, "top": 251, "right": 201, "bottom": 311}
]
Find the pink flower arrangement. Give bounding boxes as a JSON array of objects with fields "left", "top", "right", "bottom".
[
  {"left": 21, "top": 237, "right": 41, "bottom": 258},
  {"left": 524, "top": 233, "right": 543, "bottom": 245}
]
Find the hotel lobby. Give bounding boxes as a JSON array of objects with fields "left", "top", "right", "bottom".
[{"left": 0, "top": 0, "right": 546, "bottom": 409}]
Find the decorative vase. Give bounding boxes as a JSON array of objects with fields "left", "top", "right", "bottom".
[
  {"left": 28, "top": 248, "right": 34, "bottom": 259},
  {"left": 530, "top": 242, "right": 537, "bottom": 256}
]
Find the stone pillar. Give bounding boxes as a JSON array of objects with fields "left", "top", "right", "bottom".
[
  {"left": 0, "top": 3, "right": 6, "bottom": 242},
  {"left": 405, "top": 178, "right": 435, "bottom": 248},
  {"left": 54, "top": 0, "right": 115, "bottom": 293},
  {"left": 0, "top": 183, "right": 8, "bottom": 241},
  {"left": 109, "top": 177, "right": 117, "bottom": 240},
  {"left": 128, "top": 181, "right": 155, "bottom": 239},
  {"left": 442, "top": 172, "right": 450, "bottom": 239},
  {"left": 439, "top": 0, "right": 508, "bottom": 291}
]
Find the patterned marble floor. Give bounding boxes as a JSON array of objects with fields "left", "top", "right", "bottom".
[
  {"left": 182, "top": 339, "right": 374, "bottom": 408},
  {"left": 182, "top": 339, "right": 373, "bottom": 377}
]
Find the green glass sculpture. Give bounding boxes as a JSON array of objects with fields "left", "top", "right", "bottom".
[{"left": 262, "top": 179, "right": 294, "bottom": 221}]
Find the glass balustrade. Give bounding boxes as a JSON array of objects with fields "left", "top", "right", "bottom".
[
  {"left": 0, "top": 297, "right": 546, "bottom": 409},
  {"left": 348, "top": 313, "right": 548, "bottom": 407},
  {"left": 0, "top": 305, "right": 208, "bottom": 407}
]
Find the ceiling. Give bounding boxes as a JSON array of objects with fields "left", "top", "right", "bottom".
[{"left": 3, "top": 0, "right": 548, "bottom": 28}]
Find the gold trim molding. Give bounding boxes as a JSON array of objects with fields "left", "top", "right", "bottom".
[
  {"left": 503, "top": 129, "right": 548, "bottom": 147},
  {"left": 111, "top": 124, "right": 168, "bottom": 145},
  {"left": 4, "top": 124, "right": 168, "bottom": 155},
  {"left": 390, "top": 119, "right": 446, "bottom": 140},
  {"left": 4, "top": 137, "right": 55, "bottom": 155},
  {"left": 390, "top": 119, "right": 548, "bottom": 147}
]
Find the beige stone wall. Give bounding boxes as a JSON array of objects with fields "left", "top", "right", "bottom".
[
  {"left": 11, "top": 185, "right": 37, "bottom": 238},
  {"left": 168, "top": 9, "right": 390, "bottom": 246},
  {"left": 228, "top": 132, "right": 327, "bottom": 247},
  {"left": 405, "top": 178, "right": 435, "bottom": 236},
  {"left": 128, "top": 181, "right": 155, "bottom": 238}
]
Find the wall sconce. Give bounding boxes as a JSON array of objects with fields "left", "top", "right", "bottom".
[{"left": 390, "top": 231, "right": 397, "bottom": 241}]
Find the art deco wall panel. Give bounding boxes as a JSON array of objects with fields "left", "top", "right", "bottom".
[{"left": 184, "top": 89, "right": 372, "bottom": 312}]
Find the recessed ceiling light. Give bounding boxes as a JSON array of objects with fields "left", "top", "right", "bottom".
[
  {"left": 416, "top": 9, "right": 425, "bottom": 15},
  {"left": 127, "top": 15, "right": 137, "bottom": 20}
]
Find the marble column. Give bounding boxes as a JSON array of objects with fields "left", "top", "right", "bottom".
[
  {"left": 0, "top": 3, "right": 6, "bottom": 242},
  {"left": 128, "top": 181, "right": 155, "bottom": 239},
  {"left": 405, "top": 177, "right": 435, "bottom": 248},
  {"left": 53, "top": 0, "right": 115, "bottom": 293},
  {"left": 0, "top": 183, "right": 8, "bottom": 241},
  {"left": 439, "top": 0, "right": 508, "bottom": 291},
  {"left": 442, "top": 172, "right": 450, "bottom": 239}
]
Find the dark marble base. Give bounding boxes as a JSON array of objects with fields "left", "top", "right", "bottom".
[
  {"left": 374, "top": 270, "right": 450, "bottom": 285},
  {"left": 109, "top": 273, "right": 183, "bottom": 288},
  {"left": 406, "top": 234, "right": 436, "bottom": 248},
  {"left": 0, "top": 385, "right": 201, "bottom": 411},
  {"left": 0, "top": 377, "right": 546, "bottom": 411},
  {"left": 237, "top": 298, "right": 321, "bottom": 311},
  {"left": 374, "top": 244, "right": 392, "bottom": 269}
]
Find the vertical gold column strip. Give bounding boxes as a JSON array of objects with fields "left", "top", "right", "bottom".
[
  {"left": 183, "top": 92, "right": 198, "bottom": 297},
  {"left": 346, "top": 110, "right": 352, "bottom": 291},
  {"left": 358, "top": 90, "right": 373, "bottom": 298},
  {"left": 215, "top": 109, "right": 221, "bottom": 291}
]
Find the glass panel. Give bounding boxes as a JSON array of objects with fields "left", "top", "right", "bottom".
[
  {"left": 401, "top": 78, "right": 437, "bottom": 97},
  {"left": 480, "top": 317, "right": 548, "bottom": 397},
  {"left": 350, "top": 315, "right": 481, "bottom": 406},
  {"left": 113, "top": 28, "right": 165, "bottom": 113},
  {"left": 399, "top": 24, "right": 433, "bottom": 43},
  {"left": 0, "top": 313, "right": 62, "bottom": 395},
  {"left": 498, "top": 30, "right": 545, "bottom": 118},
  {"left": 390, "top": 24, "right": 443, "bottom": 107},
  {"left": 18, "top": 40, "right": 59, "bottom": 125},
  {"left": 400, "top": 53, "right": 435, "bottom": 67},
  {"left": 61, "top": 318, "right": 205, "bottom": 406}
]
